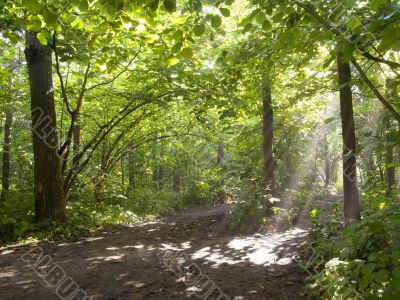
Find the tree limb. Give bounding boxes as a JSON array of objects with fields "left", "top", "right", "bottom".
[{"left": 351, "top": 59, "right": 400, "bottom": 123}]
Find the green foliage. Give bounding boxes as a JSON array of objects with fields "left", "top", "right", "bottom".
[
  {"left": 228, "top": 178, "right": 273, "bottom": 233},
  {"left": 270, "top": 206, "right": 299, "bottom": 231},
  {"left": 0, "top": 190, "right": 143, "bottom": 243},
  {"left": 0, "top": 187, "right": 35, "bottom": 242},
  {"left": 126, "top": 188, "right": 184, "bottom": 216},
  {"left": 306, "top": 204, "right": 400, "bottom": 299},
  {"left": 228, "top": 197, "right": 270, "bottom": 233}
]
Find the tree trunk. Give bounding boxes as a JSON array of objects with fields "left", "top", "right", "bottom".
[
  {"left": 337, "top": 51, "right": 361, "bottom": 225},
  {"left": 383, "top": 114, "right": 396, "bottom": 196},
  {"left": 127, "top": 149, "right": 135, "bottom": 194},
  {"left": 1, "top": 109, "right": 13, "bottom": 201},
  {"left": 217, "top": 140, "right": 224, "bottom": 166},
  {"left": 72, "top": 115, "right": 80, "bottom": 165},
  {"left": 324, "top": 136, "right": 331, "bottom": 187},
  {"left": 386, "top": 144, "right": 395, "bottom": 195},
  {"left": 216, "top": 140, "right": 225, "bottom": 203},
  {"left": 173, "top": 173, "right": 181, "bottom": 193},
  {"left": 25, "top": 31, "right": 65, "bottom": 222},
  {"left": 262, "top": 84, "right": 276, "bottom": 194}
]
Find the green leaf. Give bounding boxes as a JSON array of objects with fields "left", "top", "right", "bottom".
[
  {"left": 146, "top": 34, "right": 159, "bottom": 43},
  {"left": 171, "top": 42, "right": 182, "bottom": 53},
  {"left": 26, "top": 16, "right": 42, "bottom": 32},
  {"left": 342, "top": 42, "right": 355, "bottom": 62},
  {"left": 71, "top": 19, "right": 84, "bottom": 30},
  {"left": 324, "top": 117, "right": 336, "bottom": 124},
  {"left": 346, "top": 16, "right": 361, "bottom": 30},
  {"left": 370, "top": 0, "right": 387, "bottom": 11},
  {"left": 149, "top": 0, "right": 160, "bottom": 10},
  {"left": 193, "top": 24, "right": 206, "bottom": 36},
  {"left": 393, "top": 267, "right": 400, "bottom": 279},
  {"left": 181, "top": 47, "right": 193, "bottom": 59},
  {"left": 361, "top": 263, "right": 376, "bottom": 276},
  {"left": 367, "top": 222, "right": 384, "bottom": 233},
  {"left": 211, "top": 15, "right": 222, "bottom": 28},
  {"left": 44, "top": 11, "right": 58, "bottom": 28},
  {"left": 219, "top": 7, "right": 230, "bottom": 17},
  {"left": 360, "top": 273, "right": 374, "bottom": 289},
  {"left": 163, "top": 0, "right": 176, "bottom": 13},
  {"left": 386, "top": 131, "right": 400, "bottom": 145},
  {"left": 173, "top": 29, "right": 184, "bottom": 41},
  {"left": 272, "top": 12, "right": 283, "bottom": 22},
  {"left": 262, "top": 20, "right": 272, "bottom": 30},
  {"left": 23, "top": 0, "right": 41, "bottom": 13},
  {"left": 256, "top": 12, "right": 266, "bottom": 24},
  {"left": 242, "top": 23, "right": 253, "bottom": 34},
  {"left": 391, "top": 40, "right": 400, "bottom": 51},
  {"left": 225, "top": 0, "right": 234, "bottom": 5},
  {"left": 36, "top": 32, "right": 48, "bottom": 45},
  {"left": 167, "top": 57, "right": 180, "bottom": 67},
  {"left": 375, "top": 269, "right": 389, "bottom": 283},
  {"left": 309, "top": 209, "right": 318, "bottom": 218},
  {"left": 78, "top": 0, "right": 89, "bottom": 11},
  {"left": 4, "top": 217, "right": 17, "bottom": 224}
]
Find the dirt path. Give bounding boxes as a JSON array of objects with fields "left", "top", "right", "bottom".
[{"left": 0, "top": 204, "right": 309, "bottom": 299}]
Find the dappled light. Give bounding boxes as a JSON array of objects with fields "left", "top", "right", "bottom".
[
  {"left": 1, "top": 0, "right": 400, "bottom": 299},
  {"left": 1, "top": 205, "right": 309, "bottom": 299}
]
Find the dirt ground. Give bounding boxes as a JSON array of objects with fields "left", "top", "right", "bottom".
[{"left": 0, "top": 204, "right": 309, "bottom": 299}]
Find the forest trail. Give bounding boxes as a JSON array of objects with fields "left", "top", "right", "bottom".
[{"left": 0, "top": 204, "right": 309, "bottom": 300}]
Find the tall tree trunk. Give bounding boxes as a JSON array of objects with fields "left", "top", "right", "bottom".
[
  {"left": 217, "top": 140, "right": 224, "bottom": 166},
  {"left": 383, "top": 113, "right": 396, "bottom": 196},
  {"left": 173, "top": 172, "right": 181, "bottom": 193},
  {"left": 216, "top": 140, "right": 225, "bottom": 203},
  {"left": 1, "top": 109, "right": 13, "bottom": 201},
  {"left": 337, "top": 51, "right": 361, "bottom": 225},
  {"left": 324, "top": 136, "right": 331, "bottom": 187},
  {"left": 25, "top": 31, "right": 65, "bottom": 222},
  {"left": 284, "top": 132, "right": 292, "bottom": 188},
  {"left": 72, "top": 115, "right": 80, "bottom": 165},
  {"left": 121, "top": 155, "right": 125, "bottom": 193},
  {"left": 94, "top": 140, "right": 107, "bottom": 202},
  {"left": 127, "top": 147, "right": 135, "bottom": 194},
  {"left": 386, "top": 144, "right": 395, "bottom": 194},
  {"left": 262, "top": 84, "right": 276, "bottom": 194}
]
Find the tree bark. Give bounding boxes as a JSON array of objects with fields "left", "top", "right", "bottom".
[
  {"left": 216, "top": 140, "right": 225, "bottom": 203},
  {"left": 262, "top": 84, "right": 276, "bottom": 194},
  {"left": 1, "top": 109, "right": 13, "bottom": 201},
  {"left": 383, "top": 113, "right": 396, "bottom": 196},
  {"left": 173, "top": 173, "right": 181, "bottom": 193},
  {"left": 337, "top": 51, "right": 361, "bottom": 225},
  {"left": 324, "top": 136, "right": 331, "bottom": 187},
  {"left": 72, "top": 115, "right": 80, "bottom": 165},
  {"left": 217, "top": 140, "right": 224, "bottom": 166},
  {"left": 25, "top": 31, "right": 65, "bottom": 222},
  {"left": 127, "top": 148, "right": 136, "bottom": 194}
]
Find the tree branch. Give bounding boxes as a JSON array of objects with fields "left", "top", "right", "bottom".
[
  {"left": 351, "top": 59, "right": 400, "bottom": 123},
  {"left": 84, "top": 42, "right": 143, "bottom": 92}
]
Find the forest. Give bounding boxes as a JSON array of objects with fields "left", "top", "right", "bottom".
[{"left": 0, "top": 0, "right": 400, "bottom": 299}]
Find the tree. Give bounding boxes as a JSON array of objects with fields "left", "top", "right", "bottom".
[
  {"left": 262, "top": 83, "right": 276, "bottom": 194},
  {"left": 25, "top": 32, "right": 66, "bottom": 221},
  {"left": 1, "top": 108, "right": 13, "bottom": 201},
  {"left": 337, "top": 50, "right": 360, "bottom": 225}
]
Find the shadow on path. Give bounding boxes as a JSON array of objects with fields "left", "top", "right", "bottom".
[{"left": 0, "top": 204, "right": 309, "bottom": 299}]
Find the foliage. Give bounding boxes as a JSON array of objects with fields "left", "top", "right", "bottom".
[
  {"left": 306, "top": 204, "right": 400, "bottom": 299},
  {"left": 0, "top": 3, "right": 399, "bottom": 299},
  {"left": 0, "top": 196, "right": 143, "bottom": 244},
  {"left": 227, "top": 177, "right": 274, "bottom": 233}
]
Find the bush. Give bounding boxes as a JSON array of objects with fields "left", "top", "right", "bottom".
[
  {"left": 227, "top": 177, "right": 274, "bottom": 233},
  {"left": 306, "top": 204, "right": 400, "bottom": 299},
  {"left": 0, "top": 187, "right": 35, "bottom": 242}
]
